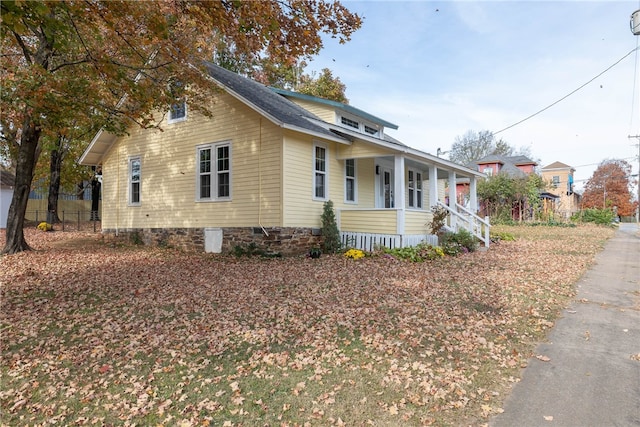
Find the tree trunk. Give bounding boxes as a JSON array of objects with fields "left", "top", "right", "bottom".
[
  {"left": 2, "top": 116, "right": 41, "bottom": 254},
  {"left": 47, "top": 143, "right": 63, "bottom": 223},
  {"left": 90, "top": 176, "right": 101, "bottom": 221}
]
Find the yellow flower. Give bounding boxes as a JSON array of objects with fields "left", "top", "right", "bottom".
[
  {"left": 37, "top": 222, "right": 52, "bottom": 232},
  {"left": 344, "top": 249, "right": 365, "bottom": 260}
]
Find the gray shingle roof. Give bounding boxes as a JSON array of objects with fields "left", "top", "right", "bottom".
[
  {"left": 203, "top": 62, "right": 346, "bottom": 142},
  {"left": 475, "top": 154, "right": 536, "bottom": 178}
]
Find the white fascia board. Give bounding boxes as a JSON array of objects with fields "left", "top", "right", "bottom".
[
  {"left": 306, "top": 117, "right": 484, "bottom": 178},
  {"left": 78, "top": 128, "right": 117, "bottom": 165},
  {"left": 281, "top": 123, "right": 351, "bottom": 145}
]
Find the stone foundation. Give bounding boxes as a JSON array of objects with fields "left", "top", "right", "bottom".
[{"left": 102, "top": 226, "right": 323, "bottom": 255}]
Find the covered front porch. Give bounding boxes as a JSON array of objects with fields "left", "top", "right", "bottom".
[{"left": 336, "top": 151, "right": 490, "bottom": 250}]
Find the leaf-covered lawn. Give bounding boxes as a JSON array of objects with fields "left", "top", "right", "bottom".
[{"left": 0, "top": 225, "right": 614, "bottom": 426}]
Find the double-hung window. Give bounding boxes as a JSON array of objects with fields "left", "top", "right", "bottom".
[
  {"left": 345, "top": 158, "right": 356, "bottom": 203},
  {"left": 129, "top": 156, "right": 141, "bottom": 205},
  {"left": 408, "top": 169, "right": 423, "bottom": 209},
  {"left": 197, "top": 142, "right": 231, "bottom": 201},
  {"left": 314, "top": 144, "right": 327, "bottom": 200}
]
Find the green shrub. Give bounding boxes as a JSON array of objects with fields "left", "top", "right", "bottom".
[
  {"left": 490, "top": 231, "right": 516, "bottom": 242},
  {"left": 571, "top": 208, "right": 616, "bottom": 225},
  {"left": 440, "top": 229, "right": 479, "bottom": 255},
  {"left": 321, "top": 200, "right": 341, "bottom": 253},
  {"left": 383, "top": 243, "right": 445, "bottom": 262},
  {"left": 130, "top": 231, "right": 143, "bottom": 245}
]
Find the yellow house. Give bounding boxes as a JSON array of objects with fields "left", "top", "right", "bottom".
[
  {"left": 80, "top": 63, "right": 488, "bottom": 254},
  {"left": 540, "top": 161, "right": 581, "bottom": 219}
]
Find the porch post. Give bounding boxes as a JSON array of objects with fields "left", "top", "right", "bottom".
[
  {"left": 448, "top": 171, "right": 457, "bottom": 229},
  {"left": 429, "top": 165, "right": 438, "bottom": 208},
  {"left": 394, "top": 155, "right": 405, "bottom": 235},
  {"left": 469, "top": 176, "right": 478, "bottom": 213}
]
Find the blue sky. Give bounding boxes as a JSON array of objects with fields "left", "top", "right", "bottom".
[{"left": 306, "top": 0, "right": 640, "bottom": 192}]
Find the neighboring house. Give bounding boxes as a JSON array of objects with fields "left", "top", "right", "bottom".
[
  {"left": 540, "top": 161, "right": 581, "bottom": 219},
  {"left": 80, "top": 62, "right": 489, "bottom": 254},
  {"left": 456, "top": 154, "right": 541, "bottom": 221},
  {"left": 456, "top": 154, "right": 538, "bottom": 204},
  {"left": 1, "top": 170, "right": 15, "bottom": 229},
  {"left": 475, "top": 154, "right": 537, "bottom": 177}
]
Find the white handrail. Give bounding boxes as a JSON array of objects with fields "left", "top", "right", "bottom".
[{"left": 437, "top": 201, "right": 491, "bottom": 247}]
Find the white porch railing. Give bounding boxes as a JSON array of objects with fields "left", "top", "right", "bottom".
[
  {"left": 437, "top": 201, "right": 491, "bottom": 247},
  {"left": 340, "top": 232, "right": 438, "bottom": 251}
]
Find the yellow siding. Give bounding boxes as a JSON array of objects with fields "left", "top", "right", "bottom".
[
  {"left": 438, "top": 179, "right": 446, "bottom": 202},
  {"left": 355, "top": 158, "right": 375, "bottom": 207},
  {"left": 281, "top": 135, "right": 379, "bottom": 227},
  {"left": 100, "top": 93, "right": 283, "bottom": 230},
  {"left": 338, "top": 209, "right": 398, "bottom": 234},
  {"left": 285, "top": 98, "right": 336, "bottom": 123},
  {"left": 337, "top": 142, "right": 395, "bottom": 159},
  {"left": 405, "top": 210, "right": 431, "bottom": 235},
  {"left": 281, "top": 133, "right": 344, "bottom": 227}
]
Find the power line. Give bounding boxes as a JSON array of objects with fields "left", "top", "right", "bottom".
[
  {"left": 572, "top": 157, "right": 637, "bottom": 169},
  {"left": 492, "top": 46, "right": 640, "bottom": 136}
]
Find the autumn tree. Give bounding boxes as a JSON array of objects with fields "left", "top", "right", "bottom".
[
  {"left": 225, "top": 55, "right": 348, "bottom": 103},
  {"left": 581, "top": 159, "right": 637, "bottom": 216},
  {"left": 297, "top": 68, "right": 347, "bottom": 103},
  {"left": 477, "top": 173, "right": 546, "bottom": 222},
  {"left": 449, "top": 130, "right": 533, "bottom": 166},
  {"left": 33, "top": 124, "right": 98, "bottom": 223},
  {"left": 0, "top": 0, "right": 361, "bottom": 254}
]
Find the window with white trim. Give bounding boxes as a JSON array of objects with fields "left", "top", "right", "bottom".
[
  {"left": 364, "top": 125, "right": 379, "bottom": 136},
  {"left": 128, "top": 156, "right": 141, "bottom": 205},
  {"left": 408, "top": 170, "right": 423, "bottom": 208},
  {"left": 168, "top": 101, "right": 187, "bottom": 123},
  {"left": 345, "top": 158, "right": 356, "bottom": 202},
  {"left": 338, "top": 112, "right": 382, "bottom": 137},
  {"left": 341, "top": 116, "right": 359, "bottom": 129},
  {"left": 314, "top": 144, "right": 327, "bottom": 200},
  {"left": 197, "top": 142, "right": 231, "bottom": 201},
  {"left": 483, "top": 167, "right": 493, "bottom": 176},
  {"left": 552, "top": 175, "right": 560, "bottom": 188}
]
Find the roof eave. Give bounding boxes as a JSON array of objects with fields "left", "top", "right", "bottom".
[{"left": 79, "top": 129, "right": 118, "bottom": 166}]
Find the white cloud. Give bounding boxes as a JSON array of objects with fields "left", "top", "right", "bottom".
[{"left": 314, "top": 1, "right": 640, "bottom": 188}]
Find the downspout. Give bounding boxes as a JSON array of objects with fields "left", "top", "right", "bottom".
[{"left": 258, "top": 118, "right": 269, "bottom": 236}]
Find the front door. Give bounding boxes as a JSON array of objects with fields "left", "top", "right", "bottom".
[{"left": 377, "top": 168, "right": 394, "bottom": 208}]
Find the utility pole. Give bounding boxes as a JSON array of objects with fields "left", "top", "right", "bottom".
[
  {"left": 630, "top": 9, "right": 640, "bottom": 222},
  {"left": 629, "top": 135, "right": 640, "bottom": 222}
]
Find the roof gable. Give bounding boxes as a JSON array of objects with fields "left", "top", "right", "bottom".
[
  {"left": 542, "top": 161, "right": 574, "bottom": 171},
  {"left": 269, "top": 87, "right": 398, "bottom": 130}
]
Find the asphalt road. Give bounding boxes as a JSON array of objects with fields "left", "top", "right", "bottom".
[{"left": 491, "top": 223, "right": 640, "bottom": 427}]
